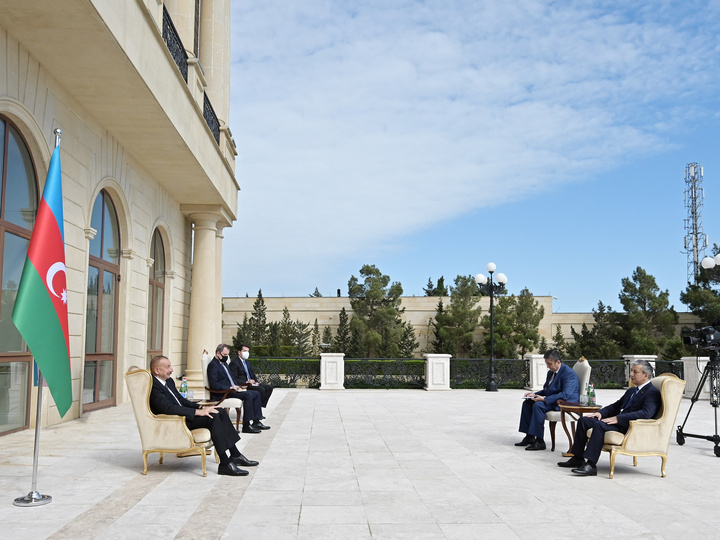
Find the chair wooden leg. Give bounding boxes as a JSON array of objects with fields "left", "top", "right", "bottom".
[
  {"left": 549, "top": 421, "right": 556, "bottom": 451},
  {"left": 142, "top": 451, "right": 150, "bottom": 475},
  {"left": 609, "top": 450, "right": 616, "bottom": 479},
  {"left": 660, "top": 454, "right": 667, "bottom": 477},
  {"left": 200, "top": 447, "right": 207, "bottom": 477},
  {"left": 235, "top": 407, "right": 242, "bottom": 432}
]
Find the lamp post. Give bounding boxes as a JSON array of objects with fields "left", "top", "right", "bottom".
[{"left": 476, "top": 263, "right": 508, "bottom": 392}]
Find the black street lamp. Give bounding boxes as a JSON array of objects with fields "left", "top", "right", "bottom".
[{"left": 476, "top": 263, "right": 508, "bottom": 392}]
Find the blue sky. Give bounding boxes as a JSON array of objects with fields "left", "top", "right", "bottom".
[{"left": 223, "top": 0, "right": 720, "bottom": 313}]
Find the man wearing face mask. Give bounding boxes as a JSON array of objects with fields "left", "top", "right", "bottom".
[
  {"left": 230, "top": 345, "right": 274, "bottom": 409},
  {"left": 207, "top": 344, "right": 269, "bottom": 433}
]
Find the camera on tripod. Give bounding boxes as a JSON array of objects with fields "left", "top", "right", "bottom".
[{"left": 682, "top": 325, "right": 720, "bottom": 350}]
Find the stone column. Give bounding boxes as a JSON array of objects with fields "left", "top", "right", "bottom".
[
  {"left": 525, "top": 354, "right": 546, "bottom": 391},
  {"left": 164, "top": 0, "right": 196, "bottom": 54},
  {"left": 199, "top": 0, "right": 230, "bottom": 123},
  {"left": 215, "top": 224, "right": 227, "bottom": 345},
  {"left": 682, "top": 356, "right": 710, "bottom": 400},
  {"left": 186, "top": 213, "right": 219, "bottom": 393},
  {"left": 423, "top": 354, "right": 451, "bottom": 390},
  {"left": 623, "top": 355, "right": 657, "bottom": 387},
  {"left": 320, "top": 353, "right": 345, "bottom": 390}
]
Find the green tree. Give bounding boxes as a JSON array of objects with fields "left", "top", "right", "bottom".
[
  {"left": 430, "top": 299, "right": 451, "bottom": 354},
  {"left": 348, "top": 264, "right": 404, "bottom": 358},
  {"left": 398, "top": 321, "right": 419, "bottom": 358},
  {"left": 424, "top": 276, "right": 449, "bottom": 296},
  {"left": 681, "top": 246, "right": 720, "bottom": 326},
  {"left": 279, "top": 307, "right": 294, "bottom": 349},
  {"left": 567, "top": 301, "right": 621, "bottom": 359},
  {"left": 551, "top": 324, "right": 569, "bottom": 357},
  {"left": 481, "top": 294, "right": 517, "bottom": 358},
  {"left": 309, "top": 287, "right": 323, "bottom": 297},
  {"left": 292, "top": 320, "right": 312, "bottom": 357},
  {"left": 333, "top": 307, "right": 351, "bottom": 353},
  {"left": 311, "top": 319, "right": 320, "bottom": 356},
  {"left": 538, "top": 336, "right": 549, "bottom": 355},
  {"left": 249, "top": 289, "right": 268, "bottom": 346},
  {"left": 513, "top": 288, "right": 545, "bottom": 357},
  {"left": 432, "top": 275, "right": 483, "bottom": 357},
  {"left": 266, "top": 321, "right": 281, "bottom": 356},
  {"left": 233, "top": 314, "right": 253, "bottom": 350},
  {"left": 322, "top": 326, "right": 334, "bottom": 350},
  {"left": 614, "top": 267, "right": 678, "bottom": 355}
]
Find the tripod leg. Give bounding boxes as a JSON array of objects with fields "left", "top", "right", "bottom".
[{"left": 678, "top": 363, "right": 711, "bottom": 434}]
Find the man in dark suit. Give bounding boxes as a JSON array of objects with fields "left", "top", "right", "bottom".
[
  {"left": 516, "top": 349, "right": 579, "bottom": 451},
  {"left": 148, "top": 355, "right": 258, "bottom": 476},
  {"left": 207, "top": 344, "right": 269, "bottom": 433},
  {"left": 230, "top": 344, "right": 274, "bottom": 409},
  {"left": 558, "top": 359, "right": 662, "bottom": 476}
]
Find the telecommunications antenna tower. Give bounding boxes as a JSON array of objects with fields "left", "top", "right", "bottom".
[{"left": 684, "top": 162, "right": 707, "bottom": 283}]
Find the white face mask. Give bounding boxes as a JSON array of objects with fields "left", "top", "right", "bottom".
[{"left": 241, "top": 351, "right": 250, "bottom": 360}]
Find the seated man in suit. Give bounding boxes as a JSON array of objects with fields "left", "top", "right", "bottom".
[
  {"left": 516, "top": 349, "right": 579, "bottom": 451},
  {"left": 230, "top": 344, "right": 274, "bottom": 410},
  {"left": 207, "top": 344, "right": 270, "bottom": 433},
  {"left": 558, "top": 359, "right": 661, "bottom": 476},
  {"left": 149, "top": 355, "right": 258, "bottom": 476}
]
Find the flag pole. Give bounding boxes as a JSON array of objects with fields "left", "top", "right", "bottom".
[{"left": 13, "top": 128, "right": 62, "bottom": 508}]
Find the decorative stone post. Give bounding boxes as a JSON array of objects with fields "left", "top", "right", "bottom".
[
  {"left": 320, "top": 353, "right": 345, "bottom": 390},
  {"left": 526, "top": 354, "right": 546, "bottom": 391},
  {"left": 423, "top": 354, "right": 451, "bottom": 391},
  {"left": 623, "top": 355, "right": 657, "bottom": 387},
  {"left": 681, "top": 356, "right": 710, "bottom": 400}
]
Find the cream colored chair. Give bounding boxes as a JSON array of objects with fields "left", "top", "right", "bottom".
[
  {"left": 545, "top": 357, "right": 592, "bottom": 451},
  {"left": 124, "top": 366, "right": 215, "bottom": 476},
  {"left": 599, "top": 372, "right": 686, "bottom": 479},
  {"left": 201, "top": 351, "right": 244, "bottom": 432}
]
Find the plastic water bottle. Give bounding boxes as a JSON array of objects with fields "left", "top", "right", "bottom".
[
  {"left": 179, "top": 377, "right": 188, "bottom": 398},
  {"left": 588, "top": 383, "right": 596, "bottom": 406}
]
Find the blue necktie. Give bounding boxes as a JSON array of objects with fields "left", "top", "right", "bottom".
[
  {"left": 624, "top": 387, "right": 639, "bottom": 410},
  {"left": 242, "top": 359, "right": 250, "bottom": 379},
  {"left": 221, "top": 362, "right": 237, "bottom": 386}
]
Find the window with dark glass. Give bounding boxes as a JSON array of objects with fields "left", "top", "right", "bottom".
[
  {"left": 84, "top": 190, "right": 120, "bottom": 411},
  {"left": 0, "top": 116, "right": 38, "bottom": 435},
  {"left": 147, "top": 229, "right": 165, "bottom": 364}
]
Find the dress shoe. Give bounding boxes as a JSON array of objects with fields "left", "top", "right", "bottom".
[
  {"left": 525, "top": 439, "right": 546, "bottom": 451},
  {"left": 515, "top": 435, "right": 535, "bottom": 447},
  {"left": 253, "top": 421, "right": 271, "bottom": 430},
  {"left": 558, "top": 457, "right": 584, "bottom": 468},
  {"left": 232, "top": 453, "right": 259, "bottom": 467},
  {"left": 242, "top": 425, "right": 261, "bottom": 434},
  {"left": 218, "top": 462, "right": 249, "bottom": 476},
  {"left": 571, "top": 462, "right": 597, "bottom": 476}
]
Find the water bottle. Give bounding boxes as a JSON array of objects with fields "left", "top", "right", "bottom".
[
  {"left": 588, "top": 383, "right": 596, "bottom": 406},
  {"left": 580, "top": 383, "right": 588, "bottom": 405},
  {"left": 179, "top": 377, "right": 188, "bottom": 398}
]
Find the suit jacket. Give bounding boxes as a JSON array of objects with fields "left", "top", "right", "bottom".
[
  {"left": 207, "top": 356, "right": 239, "bottom": 400},
  {"left": 598, "top": 381, "right": 661, "bottom": 431},
  {"left": 536, "top": 362, "right": 579, "bottom": 407},
  {"left": 149, "top": 376, "right": 200, "bottom": 419},
  {"left": 229, "top": 356, "right": 257, "bottom": 385}
]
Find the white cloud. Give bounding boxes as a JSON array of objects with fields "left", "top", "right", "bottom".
[{"left": 224, "top": 0, "right": 720, "bottom": 297}]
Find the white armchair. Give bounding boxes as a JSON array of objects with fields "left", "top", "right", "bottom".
[
  {"left": 599, "top": 373, "right": 686, "bottom": 478},
  {"left": 545, "top": 357, "right": 592, "bottom": 451}
]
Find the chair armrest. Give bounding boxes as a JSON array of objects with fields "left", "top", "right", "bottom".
[{"left": 620, "top": 418, "right": 666, "bottom": 453}]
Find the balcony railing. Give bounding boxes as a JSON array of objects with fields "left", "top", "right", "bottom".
[
  {"left": 203, "top": 93, "right": 220, "bottom": 143},
  {"left": 162, "top": 6, "right": 188, "bottom": 82}
]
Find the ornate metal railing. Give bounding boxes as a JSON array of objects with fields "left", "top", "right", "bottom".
[
  {"left": 343, "top": 358, "right": 425, "bottom": 389},
  {"left": 250, "top": 357, "right": 321, "bottom": 389},
  {"left": 203, "top": 93, "right": 220, "bottom": 143},
  {"left": 248, "top": 357, "right": 685, "bottom": 390},
  {"left": 162, "top": 6, "right": 188, "bottom": 82},
  {"left": 450, "top": 358, "right": 528, "bottom": 389}
]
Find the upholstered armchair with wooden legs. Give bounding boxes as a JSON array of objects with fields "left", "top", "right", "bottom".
[
  {"left": 201, "top": 351, "right": 244, "bottom": 432},
  {"left": 545, "top": 357, "right": 592, "bottom": 451},
  {"left": 598, "top": 373, "right": 686, "bottom": 479},
  {"left": 125, "top": 366, "right": 215, "bottom": 477}
]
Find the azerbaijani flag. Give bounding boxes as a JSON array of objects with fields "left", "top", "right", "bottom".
[{"left": 12, "top": 145, "right": 72, "bottom": 417}]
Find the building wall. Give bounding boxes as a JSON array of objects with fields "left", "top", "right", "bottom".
[{"left": 0, "top": 0, "right": 237, "bottom": 431}]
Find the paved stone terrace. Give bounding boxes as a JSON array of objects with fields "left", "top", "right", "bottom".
[{"left": 1, "top": 387, "right": 719, "bottom": 539}]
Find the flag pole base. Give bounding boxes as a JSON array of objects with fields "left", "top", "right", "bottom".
[{"left": 14, "top": 491, "right": 52, "bottom": 507}]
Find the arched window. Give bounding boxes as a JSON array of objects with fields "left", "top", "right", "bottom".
[
  {"left": 147, "top": 229, "right": 165, "bottom": 363},
  {"left": 84, "top": 189, "right": 120, "bottom": 411},
  {"left": 0, "top": 117, "right": 38, "bottom": 435}
]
